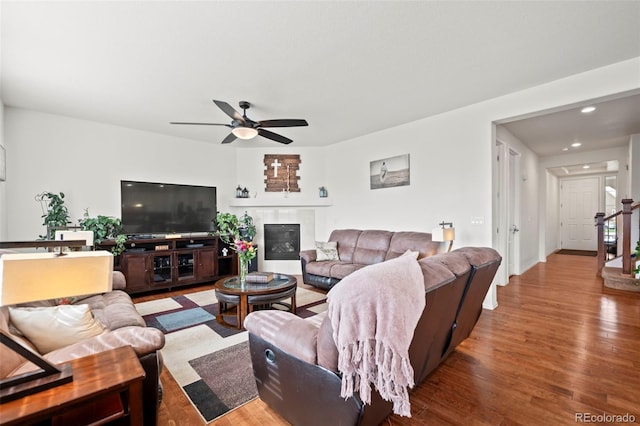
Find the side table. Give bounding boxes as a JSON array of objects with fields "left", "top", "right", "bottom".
[{"left": 0, "top": 345, "right": 146, "bottom": 425}]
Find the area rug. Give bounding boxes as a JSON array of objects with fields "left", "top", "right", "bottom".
[{"left": 134, "top": 287, "right": 327, "bottom": 423}]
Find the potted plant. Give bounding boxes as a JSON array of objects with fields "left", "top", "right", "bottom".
[
  {"left": 36, "top": 191, "right": 72, "bottom": 240},
  {"left": 216, "top": 211, "right": 257, "bottom": 282},
  {"left": 216, "top": 212, "right": 240, "bottom": 246},
  {"left": 238, "top": 211, "right": 256, "bottom": 242},
  {"left": 78, "top": 209, "right": 126, "bottom": 255}
]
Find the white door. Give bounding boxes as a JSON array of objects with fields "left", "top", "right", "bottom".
[
  {"left": 561, "top": 177, "right": 599, "bottom": 250},
  {"left": 507, "top": 149, "right": 520, "bottom": 275}
]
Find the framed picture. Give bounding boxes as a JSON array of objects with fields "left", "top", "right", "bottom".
[
  {"left": 0, "top": 145, "right": 5, "bottom": 182},
  {"left": 370, "top": 154, "right": 410, "bottom": 189}
]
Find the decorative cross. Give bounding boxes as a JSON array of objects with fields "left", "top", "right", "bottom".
[
  {"left": 264, "top": 154, "right": 301, "bottom": 193},
  {"left": 271, "top": 158, "right": 282, "bottom": 177}
]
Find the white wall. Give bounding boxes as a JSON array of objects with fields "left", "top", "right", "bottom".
[
  {"left": 323, "top": 58, "right": 640, "bottom": 309},
  {"left": 0, "top": 100, "right": 5, "bottom": 241},
  {"left": 495, "top": 126, "right": 540, "bottom": 273},
  {"left": 3, "top": 57, "right": 639, "bottom": 309},
  {"left": 544, "top": 171, "right": 560, "bottom": 257},
  {"left": 4, "top": 108, "right": 237, "bottom": 240}
]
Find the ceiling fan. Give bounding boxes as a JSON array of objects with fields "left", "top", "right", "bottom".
[{"left": 170, "top": 100, "right": 308, "bottom": 145}]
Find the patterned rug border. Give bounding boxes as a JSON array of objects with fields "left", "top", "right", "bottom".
[{"left": 136, "top": 287, "right": 327, "bottom": 422}]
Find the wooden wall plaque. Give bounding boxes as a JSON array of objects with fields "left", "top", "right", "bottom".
[{"left": 264, "top": 154, "right": 301, "bottom": 193}]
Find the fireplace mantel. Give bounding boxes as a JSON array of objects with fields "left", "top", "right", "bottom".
[{"left": 228, "top": 198, "right": 332, "bottom": 208}]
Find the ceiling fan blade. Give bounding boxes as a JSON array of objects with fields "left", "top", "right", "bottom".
[
  {"left": 258, "top": 119, "right": 309, "bottom": 128},
  {"left": 258, "top": 129, "right": 293, "bottom": 145},
  {"left": 221, "top": 133, "right": 237, "bottom": 144},
  {"left": 170, "top": 122, "right": 230, "bottom": 127},
  {"left": 213, "top": 100, "right": 244, "bottom": 123}
]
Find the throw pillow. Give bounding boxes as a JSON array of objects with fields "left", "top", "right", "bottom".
[
  {"left": 9, "top": 304, "right": 106, "bottom": 354},
  {"left": 316, "top": 241, "right": 339, "bottom": 261}
]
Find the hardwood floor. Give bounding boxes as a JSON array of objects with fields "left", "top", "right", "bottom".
[{"left": 139, "top": 254, "right": 640, "bottom": 425}]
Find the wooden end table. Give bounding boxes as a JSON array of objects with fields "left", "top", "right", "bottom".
[
  {"left": 214, "top": 273, "right": 297, "bottom": 329},
  {"left": 0, "top": 345, "right": 146, "bottom": 425}
]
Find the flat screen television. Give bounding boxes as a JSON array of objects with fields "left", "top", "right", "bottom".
[{"left": 121, "top": 180, "right": 217, "bottom": 235}]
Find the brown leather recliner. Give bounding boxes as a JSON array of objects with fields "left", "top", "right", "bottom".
[{"left": 245, "top": 247, "right": 501, "bottom": 426}]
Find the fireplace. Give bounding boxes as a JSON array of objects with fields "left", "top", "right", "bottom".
[{"left": 264, "top": 224, "right": 300, "bottom": 261}]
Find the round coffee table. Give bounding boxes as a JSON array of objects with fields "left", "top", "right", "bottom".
[{"left": 214, "top": 273, "right": 297, "bottom": 329}]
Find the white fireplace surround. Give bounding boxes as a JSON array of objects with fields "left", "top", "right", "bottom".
[{"left": 230, "top": 207, "right": 317, "bottom": 275}]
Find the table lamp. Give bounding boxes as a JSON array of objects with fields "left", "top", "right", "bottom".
[
  {"left": 432, "top": 221, "right": 455, "bottom": 252},
  {"left": 0, "top": 251, "right": 113, "bottom": 402}
]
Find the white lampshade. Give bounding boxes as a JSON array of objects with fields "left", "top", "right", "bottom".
[
  {"left": 431, "top": 227, "right": 455, "bottom": 242},
  {"left": 0, "top": 251, "right": 113, "bottom": 306},
  {"left": 231, "top": 126, "right": 259, "bottom": 140}
]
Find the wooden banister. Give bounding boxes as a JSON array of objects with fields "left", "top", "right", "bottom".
[
  {"left": 595, "top": 198, "right": 640, "bottom": 276},
  {"left": 621, "top": 198, "right": 633, "bottom": 275},
  {"left": 595, "top": 212, "right": 605, "bottom": 275}
]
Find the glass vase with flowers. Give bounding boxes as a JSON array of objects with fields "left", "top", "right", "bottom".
[{"left": 234, "top": 239, "right": 256, "bottom": 284}]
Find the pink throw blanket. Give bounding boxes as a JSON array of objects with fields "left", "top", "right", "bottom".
[{"left": 327, "top": 252, "right": 425, "bottom": 417}]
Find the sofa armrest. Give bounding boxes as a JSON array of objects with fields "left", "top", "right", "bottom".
[
  {"left": 11, "top": 326, "right": 165, "bottom": 376},
  {"left": 245, "top": 310, "right": 319, "bottom": 364},
  {"left": 112, "top": 270, "right": 127, "bottom": 290},
  {"left": 299, "top": 249, "right": 317, "bottom": 263}
]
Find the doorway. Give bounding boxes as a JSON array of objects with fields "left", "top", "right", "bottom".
[{"left": 493, "top": 140, "right": 521, "bottom": 285}]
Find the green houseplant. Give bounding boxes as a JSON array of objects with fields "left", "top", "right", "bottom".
[
  {"left": 238, "top": 211, "right": 256, "bottom": 242},
  {"left": 216, "top": 212, "right": 240, "bottom": 246},
  {"left": 36, "top": 191, "right": 71, "bottom": 239},
  {"left": 216, "top": 211, "right": 257, "bottom": 283},
  {"left": 78, "top": 209, "right": 126, "bottom": 255}
]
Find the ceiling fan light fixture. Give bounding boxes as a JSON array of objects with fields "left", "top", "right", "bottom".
[{"left": 231, "top": 127, "right": 258, "bottom": 140}]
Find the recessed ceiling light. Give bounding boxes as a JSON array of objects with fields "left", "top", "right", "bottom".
[
  {"left": 581, "top": 106, "right": 596, "bottom": 113},
  {"left": 562, "top": 147, "right": 569, "bottom": 151},
  {"left": 583, "top": 165, "right": 590, "bottom": 169},
  {"left": 571, "top": 142, "right": 582, "bottom": 148}
]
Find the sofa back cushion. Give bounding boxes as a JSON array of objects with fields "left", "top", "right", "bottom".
[
  {"left": 329, "top": 229, "right": 362, "bottom": 262},
  {"left": 352, "top": 230, "right": 393, "bottom": 265},
  {"left": 385, "top": 231, "right": 442, "bottom": 261}
]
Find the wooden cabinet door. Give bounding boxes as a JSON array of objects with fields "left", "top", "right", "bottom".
[
  {"left": 196, "top": 249, "right": 217, "bottom": 281},
  {"left": 121, "top": 254, "right": 150, "bottom": 293}
]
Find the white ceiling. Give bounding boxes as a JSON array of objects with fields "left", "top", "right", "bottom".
[
  {"left": 2, "top": 1, "right": 640, "bottom": 149},
  {"left": 501, "top": 92, "right": 640, "bottom": 158}
]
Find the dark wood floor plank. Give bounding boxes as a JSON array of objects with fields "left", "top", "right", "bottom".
[{"left": 140, "top": 254, "right": 639, "bottom": 425}]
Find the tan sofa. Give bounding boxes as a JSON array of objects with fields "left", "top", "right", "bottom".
[
  {"left": 0, "top": 269, "right": 165, "bottom": 425},
  {"left": 299, "top": 229, "right": 443, "bottom": 290}
]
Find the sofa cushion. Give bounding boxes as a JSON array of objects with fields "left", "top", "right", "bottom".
[
  {"left": 385, "top": 231, "right": 442, "bottom": 260},
  {"left": 329, "top": 229, "right": 362, "bottom": 262},
  {"left": 82, "top": 290, "right": 146, "bottom": 329},
  {"left": 9, "top": 325, "right": 166, "bottom": 377},
  {"left": 306, "top": 259, "right": 343, "bottom": 277},
  {"left": 352, "top": 230, "right": 393, "bottom": 265},
  {"left": 315, "top": 241, "right": 339, "bottom": 261},
  {"left": 329, "top": 263, "right": 367, "bottom": 279},
  {"left": 9, "top": 304, "right": 106, "bottom": 354},
  {"left": 421, "top": 252, "right": 471, "bottom": 277}
]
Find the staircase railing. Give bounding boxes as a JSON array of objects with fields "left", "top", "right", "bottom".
[{"left": 595, "top": 198, "right": 640, "bottom": 276}]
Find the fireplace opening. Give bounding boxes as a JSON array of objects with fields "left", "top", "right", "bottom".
[{"left": 264, "top": 224, "right": 300, "bottom": 261}]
